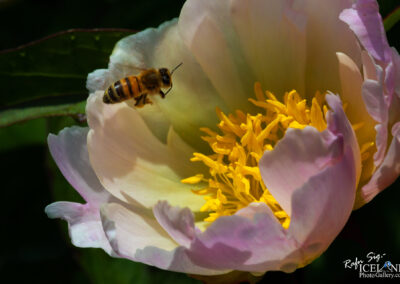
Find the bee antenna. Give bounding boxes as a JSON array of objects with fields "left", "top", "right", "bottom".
[
  {"left": 164, "top": 83, "right": 173, "bottom": 96},
  {"left": 164, "top": 63, "right": 182, "bottom": 97},
  {"left": 171, "top": 62, "right": 183, "bottom": 75}
]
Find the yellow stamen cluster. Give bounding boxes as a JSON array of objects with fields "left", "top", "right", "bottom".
[{"left": 182, "top": 83, "right": 329, "bottom": 228}]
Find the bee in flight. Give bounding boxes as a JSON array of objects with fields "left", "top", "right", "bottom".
[{"left": 103, "top": 62, "right": 183, "bottom": 107}]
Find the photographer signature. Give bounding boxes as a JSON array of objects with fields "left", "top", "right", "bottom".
[{"left": 343, "top": 252, "right": 386, "bottom": 269}]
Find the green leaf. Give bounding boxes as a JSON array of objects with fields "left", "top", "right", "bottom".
[
  {"left": 0, "top": 118, "right": 47, "bottom": 151},
  {"left": 0, "top": 29, "right": 134, "bottom": 126},
  {"left": 384, "top": 6, "right": 400, "bottom": 32},
  {"left": 0, "top": 100, "right": 86, "bottom": 127}
]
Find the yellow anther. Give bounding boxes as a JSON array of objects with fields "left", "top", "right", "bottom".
[
  {"left": 266, "top": 100, "right": 287, "bottom": 114},
  {"left": 256, "top": 115, "right": 281, "bottom": 144},
  {"left": 241, "top": 166, "right": 261, "bottom": 180},
  {"left": 248, "top": 98, "right": 276, "bottom": 112},
  {"left": 352, "top": 122, "right": 365, "bottom": 132},
  {"left": 191, "top": 153, "right": 228, "bottom": 174},
  {"left": 287, "top": 91, "right": 307, "bottom": 124},
  {"left": 288, "top": 121, "right": 307, "bottom": 129},
  {"left": 191, "top": 188, "right": 210, "bottom": 195},
  {"left": 181, "top": 174, "right": 205, "bottom": 184},
  {"left": 216, "top": 107, "right": 245, "bottom": 137},
  {"left": 265, "top": 90, "right": 278, "bottom": 101},
  {"left": 211, "top": 142, "right": 232, "bottom": 155},
  {"left": 216, "top": 135, "right": 236, "bottom": 144},
  {"left": 360, "top": 141, "right": 376, "bottom": 162},
  {"left": 200, "top": 127, "right": 218, "bottom": 137},
  {"left": 310, "top": 97, "right": 327, "bottom": 131},
  {"left": 254, "top": 82, "right": 265, "bottom": 101}
]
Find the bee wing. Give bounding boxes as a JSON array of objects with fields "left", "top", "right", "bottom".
[
  {"left": 111, "top": 62, "right": 148, "bottom": 72},
  {"left": 108, "top": 63, "right": 148, "bottom": 81}
]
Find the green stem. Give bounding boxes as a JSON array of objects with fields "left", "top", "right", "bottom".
[{"left": 384, "top": 6, "right": 400, "bottom": 32}]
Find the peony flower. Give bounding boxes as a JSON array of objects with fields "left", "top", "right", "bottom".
[{"left": 46, "top": 0, "right": 399, "bottom": 277}]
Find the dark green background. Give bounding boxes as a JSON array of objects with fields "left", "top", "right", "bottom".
[{"left": 0, "top": 0, "right": 399, "bottom": 283}]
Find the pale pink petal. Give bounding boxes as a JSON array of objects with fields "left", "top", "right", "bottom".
[
  {"left": 48, "top": 126, "right": 113, "bottom": 204},
  {"left": 362, "top": 50, "right": 379, "bottom": 81},
  {"left": 186, "top": 203, "right": 299, "bottom": 272},
  {"left": 385, "top": 59, "right": 395, "bottom": 103},
  {"left": 46, "top": 127, "right": 116, "bottom": 255},
  {"left": 362, "top": 79, "right": 389, "bottom": 166},
  {"left": 362, "top": 80, "right": 387, "bottom": 123},
  {"left": 339, "top": 0, "right": 391, "bottom": 63},
  {"left": 235, "top": 202, "right": 273, "bottom": 219},
  {"left": 360, "top": 122, "right": 400, "bottom": 204},
  {"left": 238, "top": 123, "right": 356, "bottom": 271},
  {"left": 383, "top": 48, "right": 400, "bottom": 106},
  {"left": 284, "top": 95, "right": 358, "bottom": 257},
  {"left": 359, "top": 50, "right": 391, "bottom": 169},
  {"left": 153, "top": 201, "right": 196, "bottom": 248},
  {"left": 325, "top": 94, "right": 361, "bottom": 181},
  {"left": 340, "top": 0, "right": 399, "bottom": 110},
  {"left": 252, "top": 94, "right": 358, "bottom": 268},
  {"left": 45, "top": 202, "right": 113, "bottom": 255},
  {"left": 86, "top": 92, "right": 204, "bottom": 211},
  {"left": 259, "top": 127, "right": 344, "bottom": 215},
  {"left": 101, "top": 202, "right": 224, "bottom": 275},
  {"left": 287, "top": 142, "right": 356, "bottom": 260},
  {"left": 259, "top": 94, "right": 360, "bottom": 214},
  {"left": 144, "top": 200, "right": 299, "bottom": 273},
  {"left": 156, "top": 197, "right": 354, "bottom": 273}
]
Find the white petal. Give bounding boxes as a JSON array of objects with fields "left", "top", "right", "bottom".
[
  {"left": 107, "top": 19, "right": 229, "bottom": 150},
  {"left": 337, "top": 52, "right": 376, "bottom": 148},
  {"left": 303, "top": 0, "right": 361, "bottom": 95},
  {"left": 231, "top": 0, "right": 307, "bottom": 97},
  {"left": 86, "top": 92, "right": 204, "bottom": 211},
  {"left": 100, "top": 202, "right": 176, "bottom": 256}
]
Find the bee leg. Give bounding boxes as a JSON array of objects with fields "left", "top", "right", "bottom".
[
  {"left": 143, "top": 94, "right": 153, "bottom": 105},
  {"left": 134, "top": 95, "right": 144, "bottom": 107},
  {"left": 159, "top": 90, "right": 166, "bottom": 99}
]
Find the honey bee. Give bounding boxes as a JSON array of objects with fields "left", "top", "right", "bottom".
[{"left": 103, "top": 62, "right": 183, "bottom": 107}]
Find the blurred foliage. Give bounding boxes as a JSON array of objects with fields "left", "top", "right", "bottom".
[
  {"left": 0, "top": 29, "right": 132, "bottom": 126},
  {"left": 0, "top": 0, "right": 399, "bottom": 283}
]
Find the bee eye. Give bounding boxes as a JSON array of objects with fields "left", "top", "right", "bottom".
[{"left": 162, "top": 74, "right": 171, "bottom": 85}]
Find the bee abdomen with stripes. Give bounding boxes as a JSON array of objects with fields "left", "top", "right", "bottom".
[{"left": 103, "top": 77, "right": 138, "bottom": 104}]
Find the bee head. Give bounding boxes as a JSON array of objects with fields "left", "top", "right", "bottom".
[{"left": 158, "top": 68, "right": 172, "bottom": 87}]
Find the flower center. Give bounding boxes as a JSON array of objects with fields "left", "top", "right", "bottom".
[{"left": 182, "top": 83, "right": 330, "bottom": 228}]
